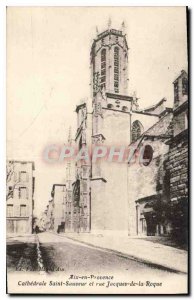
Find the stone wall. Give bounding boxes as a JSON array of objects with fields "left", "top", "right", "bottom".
[
  {"left": 90, "top": 108, "right": 130, "bottom": 235},
  {"left": 127, "top": 138, "right": 170, "bottom": 236},
  {"left": 166, "top": 129, "right": 188, "bottom": 203},
  {"left": 173, "top": 109, "right": 187, "bottom": 136}
]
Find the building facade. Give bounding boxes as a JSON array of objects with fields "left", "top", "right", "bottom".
[
  {"left": 43, "top": 25, "right": 188, "bottom": 238},
  {"left": 44, "top": 199, "right": 54, "bottom": 231},
  {"left": 38, "top": 211, "right": 48, "bottom": 231},
  {"left": 70, "top": 25, "right": 182, "bottom": 236},
  {"left": 166, "top": 70, "right": 188, "bottom": 241},
  {"left": 6, "top": 160, "right": 35, "bottom": 235},
  {"left": 128, "top": 110, "right": 174, "bottom": 236},
  {"left": 51, "top": 184, "right": 66, "bottom": 233},
  {"left": 64, "top": 129, "right": 75, "bottom": 232}
]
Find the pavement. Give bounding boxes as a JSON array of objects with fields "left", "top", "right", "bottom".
[
  {"left": 60, "top": 232, "right": 188, "bottom": 274},
  {"left": 37, "top": 232, "right": 173, "bottom": 276},
  {"left": 7, "top": 232, "right": 188, "bottom": 274}
]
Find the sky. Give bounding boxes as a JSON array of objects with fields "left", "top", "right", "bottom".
[{"left": 7, "top": 7, "right": 188, "bottom": 217}]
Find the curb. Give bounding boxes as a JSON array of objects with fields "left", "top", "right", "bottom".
[{"left": 35, "top": 234, "right": 46, "bottom": 275}]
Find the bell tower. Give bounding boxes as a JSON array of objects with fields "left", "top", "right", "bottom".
[
  {"left": 89, "top": 23, "right": 131, "bottom": 236},
  {"left": 90, "top": 23, "right": 129, "bottom": 96}
]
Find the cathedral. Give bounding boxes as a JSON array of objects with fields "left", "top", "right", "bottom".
[{"left": 48, "top": 24, "right": 188, "bottom": 238}]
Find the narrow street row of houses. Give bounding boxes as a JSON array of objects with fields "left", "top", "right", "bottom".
[
  {"left": 6, "top": 161, "right": 35, "bottom": 235},
  {"left": 39, "top": 184, "right": 66, "bottom": 233}
]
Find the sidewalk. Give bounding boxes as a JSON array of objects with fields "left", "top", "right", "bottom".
[
  {"left": 61, "top": 233, "right": 188, "bottom": 274},
  {"left": 6, "top": 234, "right": 36, "bottom": 243}
]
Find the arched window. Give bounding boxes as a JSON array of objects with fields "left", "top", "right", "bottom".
[
  {"left": 142, "top": 145, "right": 153, "bottom": 166},
  {"left": 122, "top": 106, "right": 128, "bottom": 112},
  {"left": 101, "top": 49, "right": 106, "bottom": 89},
  {"left": 132, "top": 120, "right": 143, "bottom": 142},
  {"left": 79, "top": 136, "right": 82, "bottom": 151},
  {"left": 114, "top": 47, "right": 119, "bottom": 93},
  {"left": 107, "top": 103, "right": 113, "bottom": 109}
]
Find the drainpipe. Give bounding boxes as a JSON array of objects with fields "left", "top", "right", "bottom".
[{"left": 136, "top": 204, "right": 139, "bottom": 235}]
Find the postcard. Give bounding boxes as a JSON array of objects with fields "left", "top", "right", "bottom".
[{"left": 6, "top": 6, "right": 189, "bottom": 294}]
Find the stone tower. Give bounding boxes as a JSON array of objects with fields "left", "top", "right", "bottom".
[
  {"left": 89, "top": 24, "right": 132, "bottom": 236},
  {"left": 90, "top": 25, "right": 129, "bottom": 96},
  {"left": 72, "top": 23, "right": 165, "bottom": 235}
]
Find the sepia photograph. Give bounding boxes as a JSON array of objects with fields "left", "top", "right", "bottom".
[{"left": 6, "top": 6, "right": 189, "bottom": 294}]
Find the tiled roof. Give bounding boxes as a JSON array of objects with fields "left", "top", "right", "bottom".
[
  {"left": 129, "top": 111, "right": 173, "bottom": 149},
  {"left": 145, "top": 112, "right": 173, "bottom": 137}
]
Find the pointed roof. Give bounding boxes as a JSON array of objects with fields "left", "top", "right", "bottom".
[
  {"left": 144, "top": 112, "right": 173, "bottom": 138},
  {"left": 137, "top": 98, "right": 167, "bottom": 115},
  {"left": 173, "top": 70, "right": 188, "bottom": 84}
]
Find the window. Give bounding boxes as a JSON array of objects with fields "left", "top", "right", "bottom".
[
  {"left": 101, "top": 69, "right": 106, "bottom": 76},
  {"left": 79, "top": 136, "right": 82, "bottom": 151},
  {"left": 182, "top": 77, "right": 188, "bottom": 96},
  {"left": 101, "top": 49, "right": 106, "bottom": 89},
  {"left": 174, "top": 82, "right": 179, "bottom": 105},
  {"left": 13, "top": 171, "right": 18, "bottom": 182},
  {"left": 82, "top": 180, "right": 87, "bottom": 193},
  {"left": 132, "top": 120, "right": 143, "bottom": 142},
  {"left": 20, "top": 171, "right": 28, "bottom": 182},
  {"left": 114, "top": 60, "right": 119, "bottom": 67},
  {"left": 185, "top": 112, "right": 188, "bottom": 129},
  {"left": 142, "top": 145, "right": 153, "bottom": 166},
  {"left": 8, "top": 186, "right": 13, "bottom": 192},
  {"left": 20, "top": 205, "right": 27, "bottom": 217},
  {"left": 114, "top": 47, "right": 119, "bottom": 93},
  {"left": 114, "top": 74, "right": 119, "bottom": 81},
  {"left": 122, "top": 106, "right": 128, "bottom": 112},
  {"left": 82, "top": 166, "right": 88, "bottom": 178},
  {"left": 19, "top": 187, "right": 28, "bottom": 199},
  {"left": 101, "top": 62, "right": 106, "bottom": 69},
  {"left": 101, "top": 76, "right": 106, "bottom": 84},
  {"left": 107, "top": 103, "right": 113, "bottom": 109},
  {"left": 7, "top": 205, "right": 13, "bottom": 217}
]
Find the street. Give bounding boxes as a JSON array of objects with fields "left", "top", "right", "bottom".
[
  {"left": 7, "top": 232, "right": 185, "bottom": 277},
  {"left": 40, "top": 232, "right": 168, "bottom": 275},
  {"left": 6, "top": 232, "right": 188, "bottom": 294}
]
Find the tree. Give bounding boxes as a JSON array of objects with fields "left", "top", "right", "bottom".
[
  {"left": 170, "top": 198, "right": 188, "bottom": 245},
  {"left": 6, "top": 161, "right": 20, "bottom": 201}
]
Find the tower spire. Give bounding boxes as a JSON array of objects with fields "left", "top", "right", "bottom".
[
  {"left": 108, "top": 17, "right": 112, "bottom": 29},
  {"left": 132, "top": 91, "right": 139, "bottom": 110},
  {"left": 121, "top": 21, "right": 126, "bottom": 34}
]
